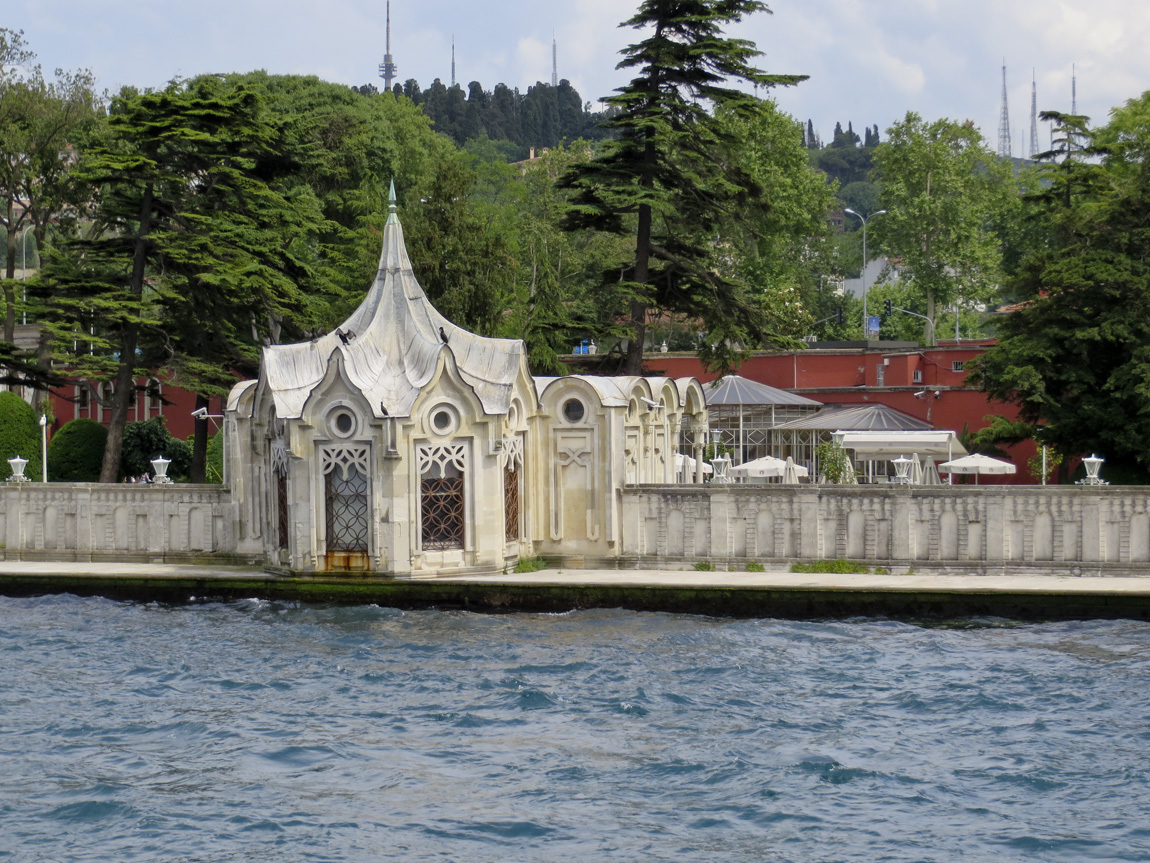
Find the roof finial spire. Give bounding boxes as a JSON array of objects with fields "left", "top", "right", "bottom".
[{"left": 386, "top": 179, "right": 398, "bottom": 225}]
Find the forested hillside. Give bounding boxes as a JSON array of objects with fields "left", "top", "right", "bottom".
[{"left": 357, "top": 78, "right": 615, "bottom": 157}]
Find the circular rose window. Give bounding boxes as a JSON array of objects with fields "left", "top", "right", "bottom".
[
  {"left": 329, "top": 409, "right": 356, "bottom": 438},
  {"left": 562, "top": 398, "right": 585, "bottom": 423}
]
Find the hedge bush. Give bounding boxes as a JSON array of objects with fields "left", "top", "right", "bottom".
[
  {"left": 0, "top": 391, "right": 42, "bottom": 481},
  {"left": 47, "top": 418, "right": 108, "bottom": 482},
  {"left": 120, "top": 417, "right": 191, "bottom": 481}
]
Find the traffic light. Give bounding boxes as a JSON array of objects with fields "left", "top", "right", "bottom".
[{"left": 884, "top": 298, "right": 893, "bottom": 315}]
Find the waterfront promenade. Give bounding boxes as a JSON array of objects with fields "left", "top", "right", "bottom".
[{"left": 1, "top": 560, "right": 1149, "bottom": 620}]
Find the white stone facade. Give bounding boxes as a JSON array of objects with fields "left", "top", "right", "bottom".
[{"left": 223, "top": 189, "right": 708, "bottom": 576}]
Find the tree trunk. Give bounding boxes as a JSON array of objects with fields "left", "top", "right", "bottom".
[
  {"left": 4, "top": 203, "right": 17, "bottom": 344},
  {"left": 624, "top": 138, "right": 658, "bottom": 376},
  {"left": 189, "top": 392, "right": 209, "bottom": 483},
  {"left": 99, "top": 182, "right": 153, "bottom": 483},
  {"left": 625, "top": 200, "right": 652, "bottom": 375},
  {"left": 99, "top": 339, "right": 137, "bottom": 483}
]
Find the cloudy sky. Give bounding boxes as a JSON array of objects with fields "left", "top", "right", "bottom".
[{"left": 7, "top": 0, "right": 1147, "bottom": 154}]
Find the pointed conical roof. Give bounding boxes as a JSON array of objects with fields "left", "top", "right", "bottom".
[{"left": 261, "top": 184, "right": 526, "bottom": 420}]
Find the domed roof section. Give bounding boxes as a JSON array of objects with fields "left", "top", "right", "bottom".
[{"left": 260, "top": 183, "right": 526, "bottom": 420}]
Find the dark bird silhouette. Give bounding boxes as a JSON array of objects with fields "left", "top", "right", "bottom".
[
  {"left": 439, "top": 327, "right": 449, "bottom": 344},
  {"left": 380, "top": 403, "right": 389, "bottom": 417},
  {"left": 336, "top": 328, "right": 355, "bottom": 345}
]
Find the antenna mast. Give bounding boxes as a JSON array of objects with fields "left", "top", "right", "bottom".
[
  {"left": 552, "top": 33, "right": 558, "bottom": 87},
  {"left": 1028, "top": 69, "right": 1038, "bottom": 158},
  {"left": 378, "top": 0, "right": 398, "bottom": 92},
  {"left": 1071, "top": 62, "right": 1077, "bottom": 114},
  {"left": 451, "top": 36, "right": 456, "bottom": 88},
  {"left": 997, "top": 61, "right": 1012, "bottom": 159}
]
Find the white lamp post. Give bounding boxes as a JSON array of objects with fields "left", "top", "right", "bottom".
[
  {"left": 1077, "top": 454, "right": 1108, "bottom": 486},
  {"left": 892, "top": 454, "right": 913, "bottom": 484},
  {"left": 39, "top": 414, "right": 47, "bottom": 482},
  {"left": 150, "top": 455, "right": 173, "bottom": 484},
  {"left": 709, "top": 428, "right": 732, "bottom": 484},
  {"left": 7, "top": 455, "right": 30, "bottom": 482},
  {"left": 844, "top": 208, "right": 886, "bottom": 339}
]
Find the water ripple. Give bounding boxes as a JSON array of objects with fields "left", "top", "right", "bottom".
[{"left": 2, "top": 597, "right": 1149, "bottom": 861}]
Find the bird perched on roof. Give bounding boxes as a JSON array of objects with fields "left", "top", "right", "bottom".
[{"left": 439, "top": 326, "right": 449, "bottom": 344}]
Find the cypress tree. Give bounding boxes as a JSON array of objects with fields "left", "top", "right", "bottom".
[{"left": 561, "top": 0, "right": 805, "bottom": 373}]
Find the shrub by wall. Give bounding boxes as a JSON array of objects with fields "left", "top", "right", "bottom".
[
  {"left": 47, "top": 418, "right": 109, "bottom": 482},
  {"left": 0, "top": 391, "right": 42, "bottom": 481},
  {"left": 121, "top": 417, "right": 192, "bottom": 481}
]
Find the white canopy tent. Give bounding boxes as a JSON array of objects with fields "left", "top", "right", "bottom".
[
  {"left": 834, "top": 430, "right": 967, "bottom": 462},
  {"left": 729, "top": 455, "right": 791, "bottom": 479},
  {"left": 938, "top": 453, "right": 1017, "bottom": 484}
]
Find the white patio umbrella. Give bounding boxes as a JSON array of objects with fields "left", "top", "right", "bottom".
[
  {"left": 842, "top": 455, "right": 858, "bottom": 484},
  {"left": 729, "top": 455, "right": 788, "bottom": 479},
  {"left": 781, "top": 456, "right": 807, "bottom": 485},
  {"left": 910, "top": 453, "right": 924, "bottom": 485},
  {"left": 938, "top": 453, "right": 1017, "bottom": 485},
  {"left": 674, "top": 452, "right": 712, "bottom": 479},
  {"left": 921, "top": 456, "right": 941, "bottom": 485}
]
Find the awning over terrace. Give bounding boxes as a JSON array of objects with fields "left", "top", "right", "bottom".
[{"left": 833, "top": 430, "right": 967, "bottom": 461}]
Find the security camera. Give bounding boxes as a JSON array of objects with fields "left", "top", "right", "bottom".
[
  {"left": 191, "top": 407, "right": 208, "bottom": 419},
  {"left": 933, "top": 390, "right": 941, "bottom": 398},
  {"left": 640, "top": 397, "right": 662, "bottom": 411},
  {"left": 914, "top": 390, "right": 926, "bottom": 400}
]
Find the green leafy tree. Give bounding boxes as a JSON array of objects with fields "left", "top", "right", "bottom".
[
  {"left": 0, "top": 28, "right": 100, "bottom": 398},
  {"left": 0, "top": 390, "right": 41, "bottom": 480},
  {"left": 714, "top": 102, "right": 837, "bottom": 342},
  {"left": 871, "top": 113, "right": 1017, "bottom": 343},
  {"left": 46, "top": 417, "right": 107, "bottom": 482},
  {"left": 561, "top": 0, "right": 806, "bottom": 374},
  {"left": 39, "top": 77, "right": 319, "bottom": 483},
  {"left": 120, "top": 417, "right": 190, "bottom": 481},
  {"left": 972, "top": 93, "right": 1150, "bottom": 471}
]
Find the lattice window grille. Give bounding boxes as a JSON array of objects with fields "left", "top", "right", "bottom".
[
  {"left": 271, "top": 439, "right": 289, "bottom": 477},
  {"left": 276, "top": 472, "right": 290, "bottom": 551},
  {"left": 320, "top": 444, "right": 371, "bottom": 553},
  {"left": 418, "top": 443, "right": 466, "bottom": 478},
  {"left": 505, "top": 462, "right": 520, "bottom": 543},
  {"left": 322, "top": 444, "right": 370, "bottom": 481},
  {"left": 503, "top": 434, "right": 523, "bottom": 470},
  {"left": 419, "top": 443, "right": 467, "bottom": 551}
]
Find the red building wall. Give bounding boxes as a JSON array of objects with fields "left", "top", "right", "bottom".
[{"left": 46, "top": 377, "right": 225, "bottom": 444}]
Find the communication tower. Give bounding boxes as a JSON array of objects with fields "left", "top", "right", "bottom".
[
  {"left": 552, "top": 33, "right": 558, "bottom": 87},
  {"left": 997, "top": 62, "right": 1012, "bottom": 159},
  {"left": 1028, "top": 70, "right": 1039, "bottom": 158},
  {"left": 451, "top": 36, "right": 456, "bottom": 88},
  {"left": 378, "top": 0, "right": 398, "bottom": 92}
]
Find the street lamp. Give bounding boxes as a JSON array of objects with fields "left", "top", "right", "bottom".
[
  {"left": 844, "top": 208, "right": 886, "bottom": 339},
  {"left": 39, "top": 414, "right": 47, "bottom": 482}
]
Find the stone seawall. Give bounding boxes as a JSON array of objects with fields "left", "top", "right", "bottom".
[
  {"left": 5, "top": 482, "right": 1150, "bottom": 575},
  {"left": 0, "top": 483, "right": 240, "bottom": 563},
  {"left": 622, "top": 485, "right": 1150, "bottom": 574}
]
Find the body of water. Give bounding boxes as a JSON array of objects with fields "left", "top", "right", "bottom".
[{"left": 2, "top": 595, "right": 1149, "bottom": 862}]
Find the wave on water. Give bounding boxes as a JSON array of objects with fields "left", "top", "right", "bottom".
[{"left": 2, "top": 596, "right": 1150, "bottom": 862}]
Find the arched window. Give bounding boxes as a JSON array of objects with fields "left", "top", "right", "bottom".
[{"left": 419, "top": 443, "right": 466, "bottom": 551}]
